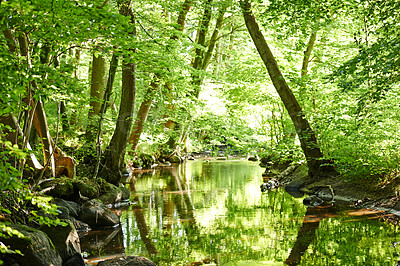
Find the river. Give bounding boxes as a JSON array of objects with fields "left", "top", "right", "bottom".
[{"left": 81, "top": 159, "right": 400, "bottom": 265}]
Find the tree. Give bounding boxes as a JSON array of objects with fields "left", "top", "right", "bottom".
[
  {"left": 86, "top": 52, "right": 106, "bottom": 142},
  {"left": 100, "top": 0, "right": 137, "bottom": 185},
  {"left": 240, "top": 0, "right": 336, "bottom": 178}
]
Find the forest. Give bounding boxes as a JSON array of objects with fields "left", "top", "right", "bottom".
[{"left": 0, "top": 0, "right": 400, "bottom": 264}]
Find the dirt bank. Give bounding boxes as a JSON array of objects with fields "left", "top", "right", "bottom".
[{"left": 266, "top": 163, "right": 400, "bottom": 217}]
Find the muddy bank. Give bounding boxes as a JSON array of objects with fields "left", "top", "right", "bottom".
[{"left": 262, "top": 163, "right": 400, "bottom": 219}]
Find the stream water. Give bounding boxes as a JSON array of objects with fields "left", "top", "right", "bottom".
[{"left": 81, "top": 160, "right": 400, "bottom": 265}]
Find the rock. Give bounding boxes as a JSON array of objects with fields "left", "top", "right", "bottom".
[
  {"left": 216, "top": 156, "right": 227, "bottom": 160},
  {"left": 63, "top": 253, "right": 86, "bottom": 266},
  {"left": 78, "top": 199, "right": 120, "bottom": 227},
  {"left": 260, "top": 178, "right": 280, "bottom": 192},
  {"left": 97, "top": 256, "right": 156, "bottom": 266},
  {"left": 99, "top": 182, "right": 130, "bottom": 205},
  {"left": 76, "top": 179, "right": 99, "bottom": 199},
  {"left": 0, "top": 224, "right": 62, "bottom": 266},
  {"left": 121, "top": 186, "right": 131, "bottom": 200},
  {"left": 53, "top": 198, "right": 81, "bottom": 218},
  {"left": 40, "top": 220, "right": 82, "bottom": 263},
  {"left": 40, "top": 178, "right": 79, "bottom": 201},
  {"left": 168, "top": 155, "right": 183, "bottom": 163},
  {"left": 285, "top": 179, "right": 305, "bottom": 198},
  {"left": 303, "top": 195, "right": 324, "bottom": 206},
  {"left": 70, "top": 217, "right": 91, "bottom": 232},
  {"left": 316, "top": 186, "right": 335, "bottom": 202},
  {"left": 248, "top": 155, "right": 258, "bottom": 162}
]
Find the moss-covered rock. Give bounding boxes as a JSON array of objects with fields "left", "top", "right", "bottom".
[
  {"left": 0, "top": 224, "right": 63, "bottom": 266},
  {"left": 40, "top": 178, "right": 79, "bottom": 201},
  {"left": 98, "top": 182, "right": 130, "bottom": 205},
  {"left": 75, "top": 179, "right": 100, "bottom": 199}
]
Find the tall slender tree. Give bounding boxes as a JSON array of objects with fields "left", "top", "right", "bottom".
[{"left": 240, "top": 0, "right": 336, "bottom": 178}]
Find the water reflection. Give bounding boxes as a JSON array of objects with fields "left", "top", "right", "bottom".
[{"left": 81, "top": 160, "right": 400, "bottom": 265}]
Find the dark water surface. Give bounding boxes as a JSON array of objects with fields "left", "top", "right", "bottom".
[{"left": 82, "top": 160, "right": 400, "bottom": 265}]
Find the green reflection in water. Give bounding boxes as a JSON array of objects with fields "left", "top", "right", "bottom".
[{"left": 120, "top": 160, "right": 400, "bottom": 265}]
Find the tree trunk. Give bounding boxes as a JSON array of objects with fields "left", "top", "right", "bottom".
[
  {"left": 301, "top": 31, "right": 317, "bottom": 78},
  {"left": 201, "top": 10, "right": 225, "bottom": 71},
  {"left": 240, "top": 0, "right": 335, "bottom": 178},
  {"left": 192, "top": 0, "right": 213, "bottom": 95},
  {"left": 86, "top": 53, "right": 106, "bottom": 142},
  {"left": 172, "top": 0, "right": 193, "bottom": 39},
  {"left": 128, "top": 80, "right": 159, "bottom": 151},
  {"left": 100, "top": 0, "right": 136, "bottom": 185}
]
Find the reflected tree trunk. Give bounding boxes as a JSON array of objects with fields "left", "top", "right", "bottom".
[
  {"left": 129, "top": 181, "right": 158, "bottom": 255},
  {"left": 285, "top": 205, "right": 337, "bottom": 265},
  {"left": 167, "top": 165, "right": 199, "bottom": 243}
]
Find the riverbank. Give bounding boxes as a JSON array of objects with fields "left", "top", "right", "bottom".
[{"left": 264, "top": 162, "right": 400, "bottom": 221}]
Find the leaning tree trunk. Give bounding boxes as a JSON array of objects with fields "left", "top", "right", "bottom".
[
  {"left": 128, "top": 80, "right": 159, "bottom": 151},
  {"left": 100, "top": 0, "right": 136, "bottom": 185},
  {"left": 240, "top": 0, "right": 335, "bottom": 178}
]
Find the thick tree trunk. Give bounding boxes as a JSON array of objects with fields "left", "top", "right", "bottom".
[
  {"left": 100, "top": 0, "right": 136, "bottom": 185},
  {"left": 240, "top": 0, "right": 334, "bottom": 178},
  {"left": 128, "top": 80, "right": 159, "bottom": 151}
]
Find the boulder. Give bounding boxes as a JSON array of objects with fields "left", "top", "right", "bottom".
[
  {"left": 303, "top": 195, "right": 324, "bottom": 207},
  {"left": 78, "top": 199, "right": 120, "bottom": 227},
  {"left": 260, "top": 178, "right": 280, "bottom": 192},
  {"left": 53, "top": 198, "right": 81, "bottom": 218},
  {"left": 40, "top": 178, "right": 79, "bottom": 201},
  {"left": 97, "top": 256, "right": 156, "bottom": 266},
  {"left": 285, "top": 179, "right": 306, "bottom": 198},
  {"left": 0, "top": 224, "right": 62, "bottom": 266},
  {"left": 168, "top": 155, "right": 183, "bottom": 163},
  {"left": 248, "top": 155, "right": 259, "bottom": 161},
  {"left": 75, "top": 179, "right": 100, "bottom": 199},
  {"left": 40, "top": 220, "right": 83, "bottom": 264},
  {"left": 63, "top": 253, "right": 86, "bottom": 266},
  {"left": 99, "top": 182, "right": 131, "bottom": 205},
  {"left": 70, "top": 217, "right": 91, "bottom": 232}
]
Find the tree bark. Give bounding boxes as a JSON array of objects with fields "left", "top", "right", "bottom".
[
  {"left": 172, "top": 0, "right": 193, "bottom": 39},
  {"left": 100, "top": 0, "right": 136, "bottom": 185},
  {"left": 201, "top": 10, "right": 225, "bottom": 71},
  {"left": 301, "top": 31, "right": 317, "bottom": 78},
  {"left": 240, "top": 0, "right": 334, "bottom": 178},
  {"left": 86, "top": 53, "right": 106, "bottom": 141},
  {"left": 192, "top": 0, "right": 213, "bottom": 95},
  {"left": 128, "top": 79, "right": 159, "bottom": 151}
]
